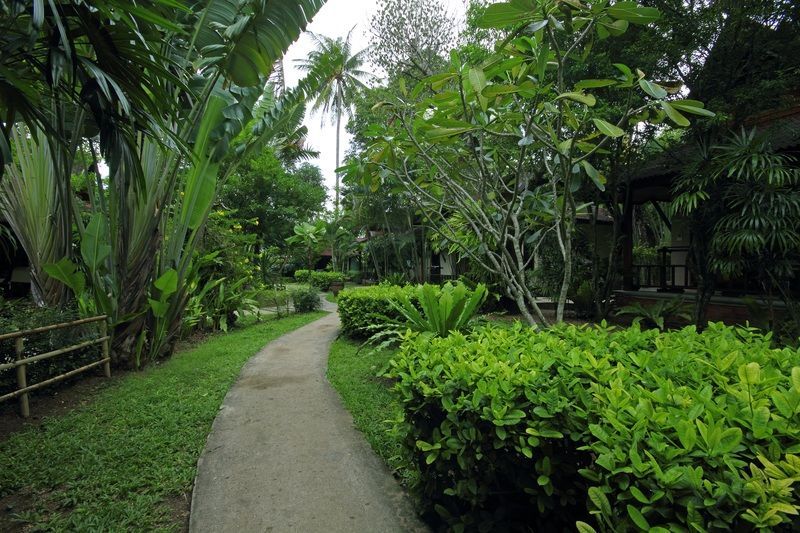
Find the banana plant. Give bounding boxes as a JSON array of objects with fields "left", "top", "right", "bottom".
[{"left": 34, "top": 0, "right": 328, "bottom": 367}]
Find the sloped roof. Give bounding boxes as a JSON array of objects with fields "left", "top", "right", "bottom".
[{"left": 633, "top": 104, "right": 800, "bottom": 182}]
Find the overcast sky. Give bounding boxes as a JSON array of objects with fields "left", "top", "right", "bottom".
[{"left": 283, "top": 0, "right": 467, "bottom": 208}]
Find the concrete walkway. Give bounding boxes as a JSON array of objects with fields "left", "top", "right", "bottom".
[{"left": 189, "top": 301, "right": 427, "bottom": 533}]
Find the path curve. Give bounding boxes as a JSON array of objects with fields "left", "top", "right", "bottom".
[{"left": 189, "top": 300, "right": 427, "bottom": 533}]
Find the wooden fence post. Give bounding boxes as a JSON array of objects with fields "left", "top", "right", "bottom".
[
  {"left": 15, "top": 337, "right": 29, "bottom": 418},
  {"left": 101, "top": 320, "right": 111, "bottom": 378}
]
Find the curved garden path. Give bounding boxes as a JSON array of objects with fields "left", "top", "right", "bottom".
[{"left": 189, "top": 299, "right": 427, "bottom": 533}]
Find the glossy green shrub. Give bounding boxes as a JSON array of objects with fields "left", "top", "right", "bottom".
[
  {"left": 293, "top": 269, "right": 311, "bottom": 283},
  {"left": 309, "top": 271, "right": 346, "bottom": 290},
  {"left": 337, "top": 285, "right": 414, "bottom": 338},
  {"left": 388, "top": 322, "right": 800, "bottom": 531}
]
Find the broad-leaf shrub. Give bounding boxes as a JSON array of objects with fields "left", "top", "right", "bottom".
[
  {"left": 387, "top": 322, "right": 800, "bottom": 531},
  {"left": 337, "top": 285, "right": 413, "bottom": 338}
]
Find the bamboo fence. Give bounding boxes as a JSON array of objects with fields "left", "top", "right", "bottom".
[{"left": 0, "top": 315, "right": 110, "bottom": 417}]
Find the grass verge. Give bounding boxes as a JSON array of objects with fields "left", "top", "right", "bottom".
[
  {"left": 326, "top": 338, "right": 418, "bottom": 488},
  {"left": 0, "top": 311, "right": 326, "bottom": 532}
]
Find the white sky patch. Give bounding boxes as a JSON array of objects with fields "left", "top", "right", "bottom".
[{"left": 283, "top": 0, "right": 467, "bottom": 209}]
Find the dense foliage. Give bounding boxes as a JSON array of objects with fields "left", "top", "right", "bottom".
[
  {"left": 309, "top": 271, "right": 347, "bottom": 291},
  {"left": 221, "top": 150, "right": 326, "bottom": 249},
  {"left": 337, "top": 285, "right": 414, "bottom": 338},
  {"left": 290, "top": 286, "right": 322, "bottom": 313},
  {"left": 389, "top": 282, "right": 487, "bottom": 339},
  {"left": 0, "top": 0, "right": 328, "bottom": 367},
  {"left": 388, "top": 322, "right": 800, "bottom": 531},
  {"left": 348, "top": 0, "right": 711, "bottom": 326}
]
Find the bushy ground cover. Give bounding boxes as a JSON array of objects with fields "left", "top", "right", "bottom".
[
  {"left": 0, "top": 312, "right": 326, "bottom": 531},
  {"left": 388, "top": 322, "right": 800, "bottom": 531}
]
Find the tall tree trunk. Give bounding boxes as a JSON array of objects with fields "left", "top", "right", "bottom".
[{"left": 335, "top": 110, "right": 341, "bottom": 216}]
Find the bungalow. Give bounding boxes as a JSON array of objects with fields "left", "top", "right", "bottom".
[{"left": 615, "top": 105, "right": 800, "bottom": 323}]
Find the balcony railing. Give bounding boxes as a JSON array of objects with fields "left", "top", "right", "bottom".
[{"left": 632, "top": 246, "right": 693, "bottom": 291}]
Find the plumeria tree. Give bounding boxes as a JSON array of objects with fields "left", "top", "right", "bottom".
[{"left": 350, "top": 0, "right": 712, "bottom": 325}]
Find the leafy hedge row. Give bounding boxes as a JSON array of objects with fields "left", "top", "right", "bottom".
[
  {"left": 309, "top": 271, "right": 346, "bottom": 290},
  {"left": 293, "top": 270, "right": 347, "bottom": 290},
  {"left": 293, "top": 269, "right": 311, "bottom": 283},
  {"left": 336, "top": 285, "right": 414, "bottom": 338},
  {"left": 387, "top": 322, "right": 800, "bottom": 531}
]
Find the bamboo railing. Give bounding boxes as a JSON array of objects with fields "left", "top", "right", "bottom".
[{"left": 0, "top": 315, "right": 110, "bottom": 417}]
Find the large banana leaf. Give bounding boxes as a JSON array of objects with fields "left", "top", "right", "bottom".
[{"left": 193, "top": 0, "right": 326, "bottom": 86}]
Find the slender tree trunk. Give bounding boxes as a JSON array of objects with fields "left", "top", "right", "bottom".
[{"left": 335, "top": 110, "right": 341, "bottom": 216}]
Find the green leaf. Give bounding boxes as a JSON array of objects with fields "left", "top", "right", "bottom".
[
  {"left": 81, "top": 214, "right": 111, "bottom": 272},
  {"left": 44, "top": 257, "right": 86, "bottom": 295},
  {"left": 738, "top": 362, "right": 762, "bottom": 385},
  {"left": 426, "top": 72, "right": 458, "bottom": 91},
  {"left": 424, "top": 126, "right": 477, "bottom": 139},
  {"left": 468, "top": 68, "right": 487, "bottom": 95},
  {"left": 476, "top": 3, "right": 536, "bottom": 28},
  {"left": 557, "top": 92, "right": 597, "bottom": 106},
  {"left": 608, "top": 2, "right": 660, "bottom": 24},
  {"left": 592, "top": 118, "right": 625, "bottom": 138},
  {"left": 670, "top": 99, "right": 715, "bottom": 117},
  {"left": 148, "top": 298, "right": 169, "bottom": 318},
  {"left": 638, "top": 79, "right": 667, "bottom": 99},
  {"left": 588, "top": 487, "right": 611, "bottom": 517},
  {"left": 792, "top": 367, "right": 800, "bottom": 392},
  {"left": 626, "top": 504, "right": 650, "bottom": 530},
  {"left": 575, "top": 522, "right": 597, "bottom": 533},
  {"left": 661, "top": 101, "right": 690, "bottom": 127},
  {"left": 581, "top": 160, "right": 606, "bottom": 191},
  {"left": 154, "top": 269, "right": 179, "bottom": 297},
  {"left": 716, "top": 427, "right": 742, "bottom": 454},
  {"left": 772, "top": 391, "right": 797, "bottom": 418},
  {"left": 482, "top": 84, "right": 522, "bottom": 98},
  {"left": 575, "top": 79, "right": 617, "bottom": 90},
  {"left": 675, "top": 419, "right": 697, "bottom": 450},
  {"left": 629, "top": 486, "right": 650, "bottom": 504},
  {"left": 751, "top": 406, "right": 771, "bottom": 438}
]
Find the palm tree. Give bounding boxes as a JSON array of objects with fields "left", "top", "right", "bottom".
[{"left": 296, "top": 29, "right": 372, "bottom": 215}]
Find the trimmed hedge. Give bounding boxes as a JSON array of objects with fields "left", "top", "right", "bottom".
[
  {"left": 309, "top": 271, "right": 346, "bottom": 291},
  {"left": 293, "top": 269, "right": 311, "bottom": 283},
  {"left": 337, "top": 285, "right": 414, "bottom": 338},
  {"left": 387, "top": 322, "right": 800, "bottom": 531}
]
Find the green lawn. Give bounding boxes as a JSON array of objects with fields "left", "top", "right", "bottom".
[
  {"left": 0, "top": 311, "right": 326, "bottom": 532},
  {"left": 326, "top": 338, "right": 418, "bottom": 488}
]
